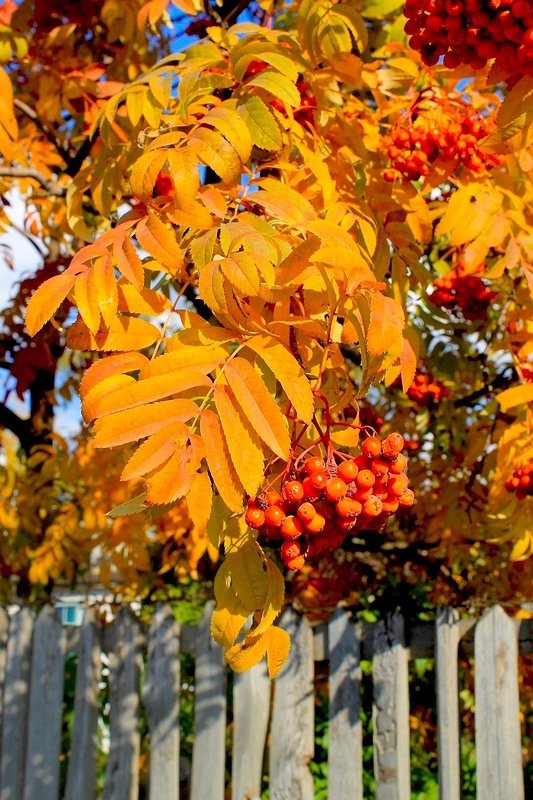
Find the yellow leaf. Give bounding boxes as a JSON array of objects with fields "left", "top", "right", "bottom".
[
  {"left": 0, "top": 66, "right": 17, "bottom": 140},
  {"left": 117, "top": 283, "right": 170, "bottom": 316},
  {"left": 189, "top": 126, "right": 243, "bottom": 184},
  {"left": 90, "top": 256, "right": 119, "bottom": 329},
  {"left": 120, "top": 424, "right": 180, "bottom": 481},
  {"left": 400, "top": 333, "right": 417, "bottom": 392},
  {"left": 211, "top": 606, "right": 249, "bottom": 649},
  {"left": 80, "top": 351, "right": 148, "bottom": 397},
  {"left": 83, "top": 374, "right": 137, "bottom": 422},
  {"left": 113, "top": 236, "right": 144, "bottom": 289},
  {"left": 265, "top": 625, "right": 291, "bottom": 679},
  {"left": 228, "top": 538, "right": 269, "bottom": 611},
  {"left": 218, "top": 255, "right": 260, "bottom": 295},
  {"left": 25, "top": 272, "right": 77, "bottom": 336},
  {"left": 225, "top": 632, "right": 270, "bottom": 673},
  {"left": 510, "top": 531, "right": 532, "bottom": 562},
  {"left": 187, "top": 470, "right": 213, "bottom": 538},
  {"left": 214, "top": 384, "right": 265, "bottom": 497},
  {"left": 87, "top": 370, "right": 210, "bottom": 418},
  {"left": 140, "top": 344, "right": 227, "bottom": 379},
  {"left": 201, "top": 105, "right": 252, "bottom": 164},
  {"left": 246, "top": 71, "right": 300, "bottom": 110},
  {"left": 254, "top": 178, "right": 315, "bottom": 225},
  {"left": 66, "top": 316, "right": 161, "bottom": 351},
  {"left": 146, "top": 446, "right": 193, "bottom": 505},
  {"left": 245, "top": 334, "right": 314, "bottom": 423},
  {"left": 130, "top": 149, "right": 168, "bottom": 201},
  {"left": 92, "top": 399, "right": 198, "bottom": 447},
  {"left": 496, "top": 383, "right": 533, "bottom": 412},
  {"left": 224, "top": 357, "right": 290, "bottom": 460},
  {"left": 237, "top": 94, "right": 282, "bottom": 151},
  {"left": 136, "top": 214, "right": 184, "bottom": 273},
  {"left": 367, "top": 293, "right": 404, "bottom": 356},
  {"left": 200, "top": 410, "right": 245, "bottom": 513},
  {"left": 253, "top": 558, "right": 285, "bottom": 638},
  {"left": 74, "top": 270, "right": 101, "bottom": 334}
]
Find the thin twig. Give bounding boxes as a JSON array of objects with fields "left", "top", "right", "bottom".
[
  {"left": 0, "top": 166, "right": 67, "bottom": 197},
  {"left": 13, "top": 98, "right": 70, "bottom": 163}
]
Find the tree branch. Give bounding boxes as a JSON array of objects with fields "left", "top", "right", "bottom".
[
  {"left": 3, "top": 219, "right": 48, "bottom": 258},
  {"left": 0, "top": 403, "right": 32, "bottom": 454},
  {"left": 0, "top": 167, "right": 67, "bottom": 197},
  {"left": 13, "top": 99, "right": 70, "bottom": 164}
]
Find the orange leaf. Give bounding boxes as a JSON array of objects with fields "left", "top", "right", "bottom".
[
  {"left": 80, "top": 352, "right": 148, "bottom": 397},
  {"left": 224, "top": 357, "right": 290, "bottom": 460},
  {"left": 400, "top": 335, "right": 417, "bottom": 393},
  {"left": 25, "top": 271, "right": 77, "bottom": 336},
  {"left": 245, "top": 334, "right": 314, "bottom": 423},
  {"left": 117, "top": 283, "right": 170, "bottom": 316},
  {"left": 136, "top": 213, "right": 184, "bottom": 273},
  {"left": 83, "top": 374, "right": 137, "bottom": 422},
  {"left": 214, "top": 384, "right": 264, "bottom": 497},
  {"left": 92, "top": 399, "right": 198, "bottom": 447},
  {"left": 66, "top": 316, "right": 161, "bottom": 351},
  {"left": 87, "top": 370, "right": 210, "bottom": 418},
  {"left": 200, "top": 410, "right": 244, "bottom": 512},
  {"left": 74, "top": 270, "right": 101, "bottom": 334},
  {"left": 187, "top": 470, "right": 213, "bottom": 537},
  {"left": 146, "top": 445, "right": 193, "bottom": 505},
  {"left": 366, "top": 293, "right": 404, "bottom": 356},
  {"left": 139, "top": 344, "right": 227, "bottom": 379},
  {"left": 121, "top": 424, "right": 181, "bottom": 481},
  {"left": 113, "top": 236, "right": 144, "bottom": 289}
]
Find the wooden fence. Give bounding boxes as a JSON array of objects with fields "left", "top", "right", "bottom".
[{"left": 0, "top": 603, "right": 530, "bottom": 800}]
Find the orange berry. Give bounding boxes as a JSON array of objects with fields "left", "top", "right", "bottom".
[
  {"left": 305, "top": 513, "right": 326, "bottom": 534},
  {"left": 265, "top": 490, "right": 283, "bottom": 507},
  {"left": 281, "top": 539, "right": 304, "bottom": 561},
  {"left": 354, "top": 454, "right": 369, "bottom": 470},
  {"left": 388, "top": 453, "right": 408, "bottom": 474},
  {"left": 362, "top": 496, "right": 383, "bottom": 517},
  {"left": 304, "top": 456, "right": 325, "bottom": 475},
  {"left": 337, "top": 459, "right": 358, "bottom": 482},
  {"left": 280, "top": 515, "right": 303, "bottom": 539},
  {"left": 398, "top": 488, "right": 415, "bottom": 508},
  {"left": 388, "top": 474, "right": 409, "bottom": 497},
  {"left": 310, "top": 470, "right": 328, "bottom": 490},
  {"left": 382, "top": 433, "right": 404, "bottom": 459},
  {"left": 302, "top": 476, "right": 323, "bottom": 499},
  {"left": 336, "top": 498, "right": 362, "bottom": 518},
  {"left": 325, "top": 477, "right": 347, "bottom": 502},
  {"left": 354, "top": 486, "right": 373, "bottom": 502},
  {"left": 381, "top": 496, "right": 399, "bottom": 514},
  {"left": 362, "top": 436, "right": 382, "bottom": 458},
  {"left": 284, "top": 554, "right": 306, "bottom": 570},
  {"left": 264, "top": 505, "right": 286, "bottom": 527},
  {"left": 282, "top": 480, "right": 305, "bottom": 504},
  {"left": 356, "top": 469, "right": 376, "bottom": 489},
  {"left": 297, "top": 501, "right": 317, "bottom": 523},
  {"left": 245, "top": 507, "right": 265, "bottom": 529},
  {"left": 371, "top": 458, "right": 390, "bottom": 477}
]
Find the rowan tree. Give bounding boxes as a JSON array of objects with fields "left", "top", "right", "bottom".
[{"left": 0, "top": 0, "right": 532, "bottom": 674}]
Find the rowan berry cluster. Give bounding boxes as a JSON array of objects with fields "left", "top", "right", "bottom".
[
  {"left": 407, "top": 372, "right": 450, "bottom": 404},
  {"left": 245, "top": 433, "right": 414, "bottom": 571},
  {"left": 404, "top": 0, "right": 533, "bottom": 76},
  {"left": 430, "top": 267, "right": 497, "bottom": 320},
  {"left": 385, "top": 112, "right": 504, "bottom": 182},
  {"left": 505, "top": 461, "right": 533, "bottom": 498}
]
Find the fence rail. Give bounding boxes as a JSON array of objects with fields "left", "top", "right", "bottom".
[{"left": 0, "top": 603, "right": 530, "bottom": 800}]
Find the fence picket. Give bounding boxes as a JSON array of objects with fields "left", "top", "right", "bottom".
[
  {"left": 64, "top": 609, "right": 102, "bottom": 800},
  {"left": 269, "top": 607, "right": 314, "bottom": 800},
  {"left": 232, "top": 661, "right": 271, "bottom": 800},
  {"left": 143, "top": 604, "right": 181, "bottom": 800},
  {"left": 328, "top": 607, "right": 363, "bottom": 800},
  {"left": 190, "top": 602, "right": 226, "bottom": 800},
  {"left": 435, "top": 608, "right": 461, "bottom": 800},
  {"left": 0, "top": 607, "right": 34, "bottom": 800},
  {"left": 372, "top": 612, "right": 410, "bottom": 800},
  {"left": 102, "top": 608, "right": 143, "bottom": 800},
  {"left": 474, "top": 605, "right": 524, "bottom": 800},
  {"left": 0, "top": 608, "right": 8, "bottom": 744}
]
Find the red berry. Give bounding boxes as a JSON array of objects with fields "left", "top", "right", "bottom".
[
  {"left": 264, "top": 505, "right": 286, "bottom": 527},
  {"left": 356, "top": 469, "right": 376, "bottom": 489},
  {"left": 281, "top": 539, "right": 304, "bottom": 562},
  {"left": 382, "top": 433, "right": 405, "bottom": 458},
  {"left": 282, "top": 480, "right": 305, "bottom": 504},
  {"left": 302, "top": 476, "right": 323, "bottom": 499},
  {"left": 304, "top": 456, "right": 325, "bottom": 475},
  {"left": 245, "top": 507, "right": 265, "bottom": 529},
  {"left": 362, "top": 436, "right": 382, "bottom": 458},
  {"left": 336, "top": 498, "right": 362, "bottom": 518},
  {"left": 265, "top": 490, "right": 283, "bottom": 507},
  {"left": 305, "top": 513, "right": 326, "bottom": 534},
  {"left": 325, "top": 477, "right": 347, "bottom": 502},
  {"left": 297, "top": 502, "right": 316, "bottom": 523},
  {"left": 310, "top": 470, "right": 328, "bottom": 490},
  {"left": 337, "top": 459, "right": 358, "bottom": 482},
  {"left": 280, "top": 515, "right": 304, "bottom": 539},
  {"left": 362, "top": 496, "right": 383, "bottom": 517}
]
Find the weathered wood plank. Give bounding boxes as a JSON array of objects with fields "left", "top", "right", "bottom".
[
  {"left": 269, "top": 608, "right": 314, "bottom": 800},
  {"left": 372, "top": 613, "right": 410, "bottom": 800},
  {"left": 102, "top": 607, "right": 143, "bottom": 800},
  {"left": 435, "top": 608, "right": 461, "bottom": 800},
  {"left": 0, "top": 607, "right": 34, "bottom": 800},
  {"left": 190, "top": 602, "right": 226, "bottom": 800},
  {"left": 64, "top": 609, "right": 102, "bottom": 800},
  {"left": 0, "top": 608, "right": 9, "bottom": 746},
  {"left": 474, "top": 606, "right": 524, "bottom": 800},
  {"left": 328, "top": 607, "right": 363, "bottom": 800},
  {"left": 143, "top": 604, "right": 181, "bottom": 800},
  {"left": 23, "top": 606, "right": 67, "bottom": 800},
  {"left": 232, "top": 660, "right": 271, "bottom": 800}
]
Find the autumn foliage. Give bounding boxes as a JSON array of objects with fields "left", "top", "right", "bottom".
[{"left": 0, "top": 0, "right": 532, "bottom": 675}]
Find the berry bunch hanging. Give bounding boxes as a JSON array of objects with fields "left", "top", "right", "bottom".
[
  {"left": 430, "top": 266, "right": 497, "bottom": 320},
  {"left": 245, "top": 432, "right": 414, "bottom": 571},
  {"left": 407, "top": 371, "right": 450, "bottom": 404},
  {"left": 385, "top": 107, "right": 504, "bottom": 182},
  {"left": 505, "top": 461, "right": 533, "bottom": 499},
  {"left": 403, "top": 0, "right": 533, "bottom": 76}
]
